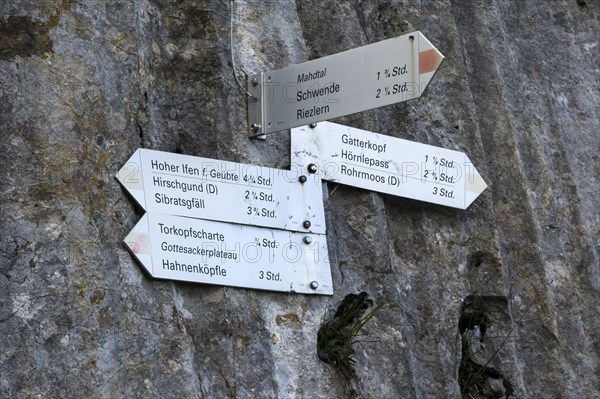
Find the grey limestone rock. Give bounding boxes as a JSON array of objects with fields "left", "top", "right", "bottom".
[{"left": 1, "top": 0, "right": 598, "bottom": 398}]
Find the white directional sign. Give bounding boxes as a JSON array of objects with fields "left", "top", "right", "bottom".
[
  {"left": 248, "top": 31, "right": 443, "bottom": 136},
  {"left": 125, "top": 213, "right": 333, "bottom": 295},
  {"left": 291, "top": 122, "right": 487, "bottom": 209},
  {"left": 116, "top": 149, "right": 325, "bottom": 234}
]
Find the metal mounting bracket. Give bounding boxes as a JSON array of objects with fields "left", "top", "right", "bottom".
[{"left": 247, "top": 73, "right": 266, "bottom": 139}]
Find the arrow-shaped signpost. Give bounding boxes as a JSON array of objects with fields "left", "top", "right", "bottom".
[
  {"left": 117, "top": 149, "right": 333, "bottom": 294},
  {"left": 118, "top": 30, "right": 450, "bottom": 294},
  {"left": 291, "top": 122, "right": 487, "bottom": 209},
  {"left": 125, "top": 213, "right": 333, "bottom": 295},
  {"left": 116, "top": 148, "right": 325, "bottom": 234},
  {"left": 248, "top": 31, "right": 443, "bottom": 136}
]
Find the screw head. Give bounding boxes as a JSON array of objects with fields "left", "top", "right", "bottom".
[
  {"left": 303, "top": 220, "right": 311, "bottom": 229},
  {"left": 309, "top": 123, "right": 318, "bottom": 128},
  {"left": 250, "top": 123, "right": 261, "bottom": 132},
  {"left": 251, "top": 77, "right": 259, "bottom": 86},
  {"left": 303, "top": 236, "right": 313, "bottom": 245},
  {"left": 409, "top": 35, "right": 415, "bottom": 41},
  {"left": 307, "top": 164, "right": 317, "bottom": 174},
  {"left": 310, "top": 281, "right": 319, "bottom": 290},
  {"left": 298, "top": 175, "right": 307, "bottom": 183}
]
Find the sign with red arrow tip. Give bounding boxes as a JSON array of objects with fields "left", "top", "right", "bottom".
[
  {"left": 248, "top": 31, "right": 444, "bottom": 136},
  {"left": 291, "top": 122, "right": 487, "bottom": 209}
]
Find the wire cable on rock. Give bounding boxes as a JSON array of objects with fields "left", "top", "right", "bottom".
[{"left": 230, "top": 0, "right": 257, "bottom": 100}]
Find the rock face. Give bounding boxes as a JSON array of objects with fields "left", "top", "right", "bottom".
[{"left": 1, "top": 1, "right": 599, "bottom": 398}]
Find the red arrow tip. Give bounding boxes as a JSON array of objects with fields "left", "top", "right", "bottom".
[{"left": 419, "top": 48, "right": 443, "bottom": 75}]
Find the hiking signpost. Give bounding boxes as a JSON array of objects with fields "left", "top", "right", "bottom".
[
  {"left": 247, "top": 31, "right": 444, "bottom": 136},
  {"left": 124, "top": 213, "right": 332, "bottom": 295},
  {"left": 117, "top": 30, "right": 485, "bottom": 295},
  {"left": 117, "top": 149, "right": 331, "bottom": 294},
  {"left": 291, "top": 122, "right": 487, "bottom": 210},
  {"left": 116, "top": 149, "right": 325, "bottom": 234}
]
